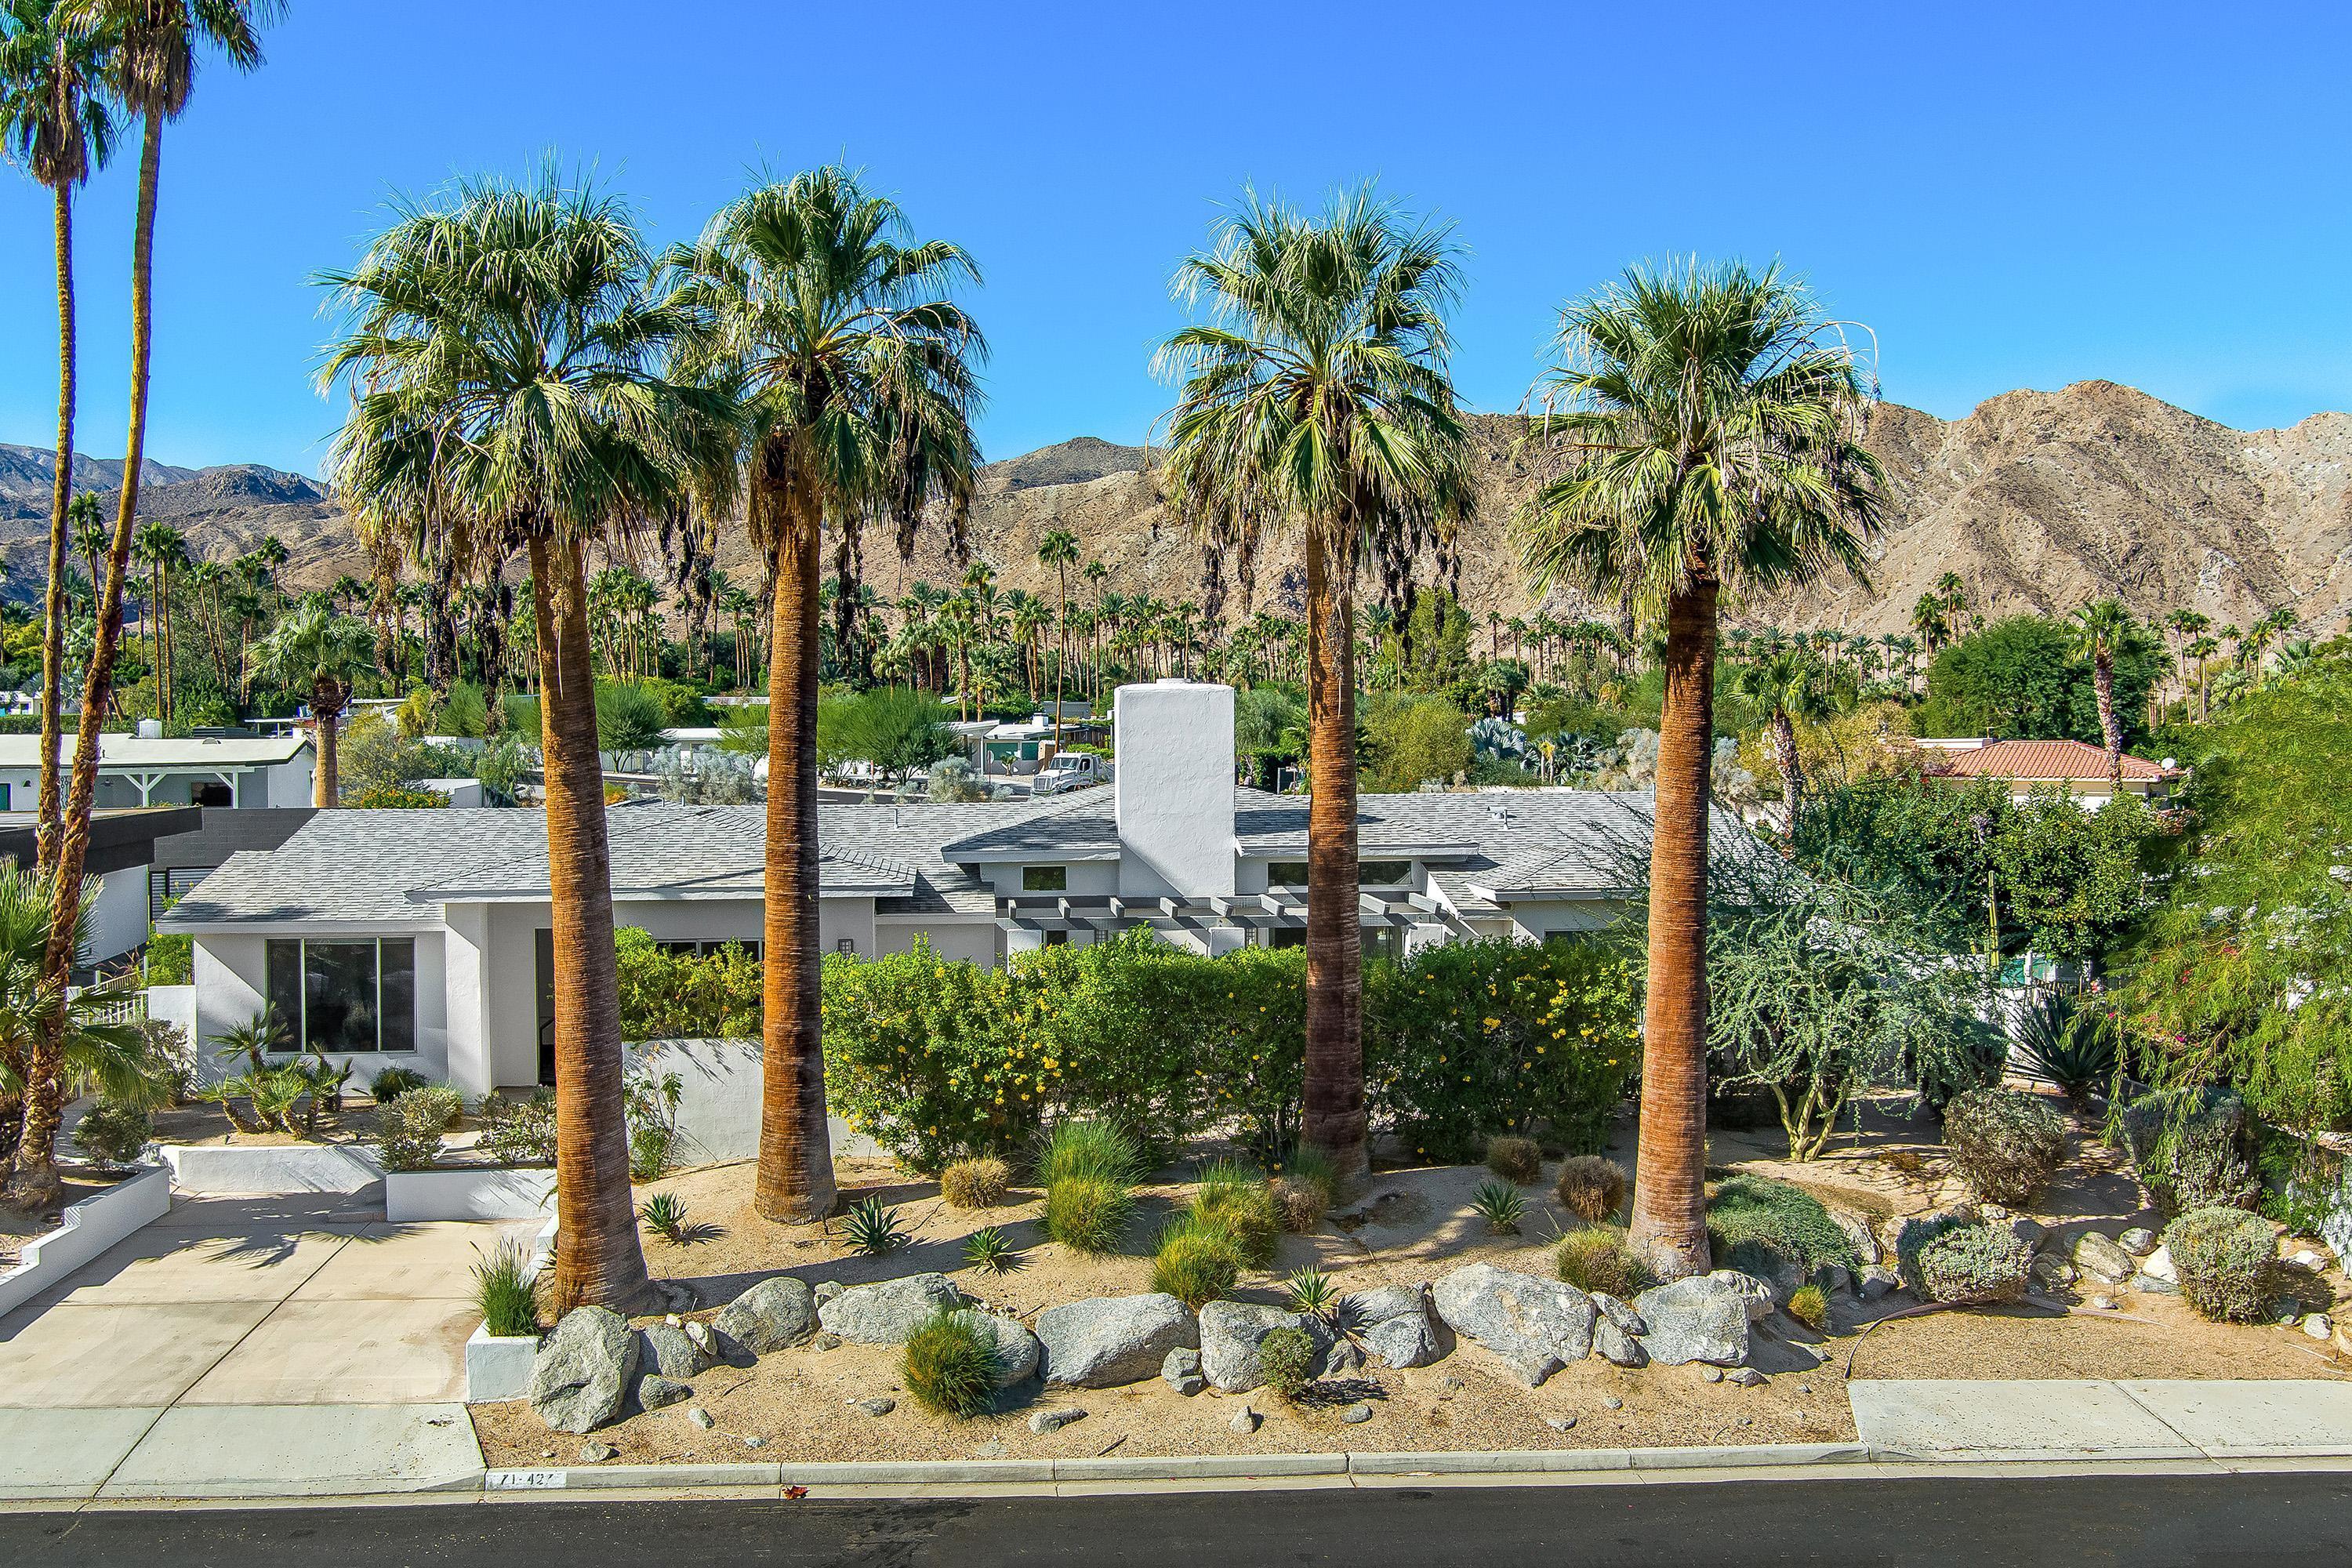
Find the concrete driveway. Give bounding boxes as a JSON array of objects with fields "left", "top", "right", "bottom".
[{"left": 0, "top": 1189, "right": 531, "bottom": 1497}]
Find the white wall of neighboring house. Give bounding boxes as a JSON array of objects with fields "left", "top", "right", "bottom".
[
  {"left": 191, "top": 931, "right": 453, "bottom": 1088},
  {"left": 85, "top": 866, "right": 151, "bottom": 965},
  {"left": 1116, "top": 680, "right": 1236, "bottom": 899}
]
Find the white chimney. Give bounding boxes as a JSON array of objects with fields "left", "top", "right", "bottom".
[
  {"left": 1114, "top": 679, "right": 1235, "bottom": 898},
  {"left": 135, "top": 718, "right": 163, "bottom": 739}
]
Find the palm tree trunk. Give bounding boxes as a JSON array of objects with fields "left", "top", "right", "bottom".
[
  {"left": 2094, "top": 651, "right": 2122, "bottom": 789},
  {"left": 1051, "top": 572, "right": 1068, "bottom": 757},
  {"left": 1771, "top": 708, "right": 1805, "bottom": 829},
  {"left": 1627, "top": 575, "right": 1719, "bottom": 1281},
  {"left": 755, "top": 489, "right": 837, "bottom": 1223},
  {"left": 528, "top": 535, "right": 655, "bottom": 1311},
  {"left": 1301, "top": 526, "right": 1367, "bottom": 1180},
  {"left": 313, "top": 679, "right": 339, "bottom": 807},
  {"left": 37, "top": 182, "right": 76, "bottom": 878},
  {"left": 11, "top": 115, "right": 162, "bottom": 1204}
]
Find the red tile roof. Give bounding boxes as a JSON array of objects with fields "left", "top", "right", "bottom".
[{"left": 1933, "top": 738, "right": 2176, "bottom": 783}]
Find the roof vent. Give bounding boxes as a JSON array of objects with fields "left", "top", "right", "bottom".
[{"left": 2161, "top": 757, "right": 2176, "bottom": 771}]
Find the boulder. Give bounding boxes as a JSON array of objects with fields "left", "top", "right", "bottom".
[
  {"left": 713, "top": 1276, "right": 819, "bottom": 1354},
  {"left": 1592, "top": 1314, "right": 1648, "bottom": 1368},
  {"left": 528, "top": 1306, "right": 639, "bottom": 1434},
  {"left": 1857, "top": 1265, "right": 1900, "bottom": 1301},
  {"left": 1431, "top": 1263, "right": 1597, "bottom": 1387},
  {"left": 1632, "top": 1275, "right": 1754, "bottom": 1367},
  {"left": 1200, "top": 1301, "right": 1334, "bottom": 1393},
  {"left": 2071, "top": 1231, "right": 2136, "bottom": 1283},
  {"left": 1591, "top": 1292, "right": 1647, "bottom": 1337},
  {"left": 1036, "top": 1293, "right": 1198, "bottom": 1388},
  {"left": 2139, "top": 1244, "right": 2180, "bottom": 1284},
  {"left": 2132, "top": 1272, "right": 2180, "bottom": 1295},
  {"left": 817, "top": 1273, "right": 964, "bottom": 1345},
  {"left": 951, "top": 1308, "right": 1040, "bottom": 1387},
  {"left": 1029, "top": 1407, "right": 1084, "bottom": 1434},
  {"left": 637, "top": 1323, "right": 713, "bottom": 1381},
  {"left": 1345, "top": 1283, "right": 1444, "bottom": 1370},
  {"left": 637, "top": 1374, "right": 693, "bottom": 1410},
  {"left": 2303, "top": 1312, "right": 2336, "bottom": 1342},
  {"left": 1162, "top": 1346, "right": 1206, "bottom": 1396},
  {"left": 2118, "top": 1226, "right": 2158, "bottom": 1257},
  {"left": 1828, "top": 1207, "right": 1882, "bottom": 1265},
  {"left": 1709, "top": 1269, "right": 1777, "bottom": 1323}
]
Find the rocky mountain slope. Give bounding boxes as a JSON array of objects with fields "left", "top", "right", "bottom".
[{"left": 8, "top": 380, "right": 2349, "bottom": 637}]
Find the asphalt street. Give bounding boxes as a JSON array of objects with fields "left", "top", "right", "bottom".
[{"left": 9, "top": 1470, "right": 2352, "bottom": 1567}]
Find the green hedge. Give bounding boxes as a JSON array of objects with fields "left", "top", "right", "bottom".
[{"left": 615, "top": 927, "right": 762, "bottom": 1040}]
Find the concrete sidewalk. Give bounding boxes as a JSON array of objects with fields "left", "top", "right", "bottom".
[
  {"left": 1851, "top": 1379, "right": 2352, "bottom": 1462},
  {"left": 0, "top": 1188, "right": 531, "bottom": 1499}
]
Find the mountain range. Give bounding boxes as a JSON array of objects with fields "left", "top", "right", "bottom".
[{"left": 5, "top": 379, "right": 2349, "bottom": 639}]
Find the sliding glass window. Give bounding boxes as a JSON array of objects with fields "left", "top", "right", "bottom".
[{"left": 263, "top": 938, "right": 418, "bottom": 1054}]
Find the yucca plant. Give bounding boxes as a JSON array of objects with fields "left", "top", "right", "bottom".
[
  {"left": 639, "top": 1192, "right": 690, "bottom": 1243},
  {"left": 2013, "top": 989, "right": 2118, "bottom": 1105},
  {"left": 964, "top": 1225, "right": 1019, "bottom": 1273},
  {"left": 1283, "top": 1265, "right": 1338, "bottom": 1319},
  {"left": 843, "top": 1195, "right": 911, "bottom": 1257},
  {"left": 1472, "top": 1178, "right": 1526, "bottom": 1235}
]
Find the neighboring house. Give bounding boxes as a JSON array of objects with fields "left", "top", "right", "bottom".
[
  {"left": 158, "top": 680, "right": 1708, "bottom": 1098},
  {"left": 0, "top": 806, "right": 201, "bottom": 965},
  {"left": 0, "top": 728, "right": 314, "bottom": 812},
  {"left": 1918, "top": 737, "right": 2184, "bottom": 808}
]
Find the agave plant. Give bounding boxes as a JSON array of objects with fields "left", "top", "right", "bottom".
[
  {"left": 843, "top": 1195, "right": 911, "bottom": 1257},
  {"left": 1283, "top": 1265, "right": 1338, "bottom": 1319},
  {"left": 2013, "top": 990, "right": 2118, "bottom": 1105},
  {"left": 1472, "top": 1178, "right": 1526, "bottom": 1235},
  {"left": 963, "top": 1225, "right": 1020, "bottom": 1273},
  {"left": 639, "top": 1191, "right": 691, "bottom": 1243}
]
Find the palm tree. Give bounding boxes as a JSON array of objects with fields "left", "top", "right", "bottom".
[
  {"left": 2186, "top": 633, "right": 2219, "bottom": 720},
  {"left": 1934, "top": 570, "right": 1969, "bottom": 636},
  {"left": 0, "top": 861, "right": 160, "bottom": 1175},
  {"left": 1516, "top": 260, "right": 1886, "bottom": 1279},
  {"left": 1159, "top": 188, "right": 1474, "bottom": 1178},
  {"left": 1037, "top": 528, "right": 1080, "bottom": 750},
  {"left": 318, "top": 170, "right": 712, "bottom": 1310},
  {"left": 2, "top": 0, "right": 116, "bottom": 876},
  {"left": 245, "top": 596, "right": 372, "bottom": 804},
  {"left": 132, "top": 517, "right": 182, "bottom": 719},
  {"left": 12, "top": 0, "right": 279, "bottom": 1210},
  {"left": 1730, "top": 648, "right": 1831, "bottom": 826},
  {"left": 669, "top": 166, "right": 983, "bottom": 1224},
  {"left": 2069, "top": 597, "right": 2133, "bottom": 786}
]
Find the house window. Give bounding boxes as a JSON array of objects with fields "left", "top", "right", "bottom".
[
  {"left": 1022, "top": 866, "right": 1067, "bottom": 892},
  {"left": 1267, "top": 859, "right": 1412, "bottom": 887},
  {"left": 1269, "top": 927, "right": 1306, "bottom": 949},
  {"left": 263, "top": 938, "right": 416, "bottom": 1054},
  {"left": 1043, "top": 929, "right": 1069, "bottom": 947},
  {"left": 191, "top": 781, "right": 233, "bottom": 807}
]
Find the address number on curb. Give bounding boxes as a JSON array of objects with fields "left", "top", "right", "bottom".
[{"left": 489, "top": 1470, "right": 569, "bottom": 1490}]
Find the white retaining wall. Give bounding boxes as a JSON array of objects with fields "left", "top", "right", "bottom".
[
  {"left": 626, "top": 1036, "right": 882, "bottom": 1163},
  {"left": 160, "top": 1142, "right": 385, "bottom": 1195},
  {"left": 0, "top": 1164, "right": 173, "bottom": 1316},
  {"left": 384, "top": 1166, "right": 556, "bottom": 1223}
]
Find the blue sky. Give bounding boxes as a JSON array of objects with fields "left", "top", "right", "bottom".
[{"left": 4, "top": 1, "right": 2349, "bottom": 477}]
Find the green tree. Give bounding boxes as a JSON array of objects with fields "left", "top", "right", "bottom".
[
  {"left": 2071, "top": 597, "right": 2135, "bottom": 786},
  {"left": 1730, "top": 647, "right": 1834, "bottom": 820},
  {"left": 1915, "top": 614, "right": 2163, "bottom": 748},
  {"left": 1036, "top": 528, "right": 1080, "bottom": 753},
  {"left": 816, "top": 686, "right": 957, "bottom": 787},
  {"left": 1159, "top": 188, "right": 1475, "bottom": 1178},
  {"left": 669, "top": 166, "right": 983, "bottom": 1224},
  {"left": 1516, "top": 260, "right": 1886, "bottom": 1279},
  {"left": 245, "top": 595, "right": 373, "bottom": 804},
  {"left": 1358, "top": 691, "right": 1472, "bottom": 793}
]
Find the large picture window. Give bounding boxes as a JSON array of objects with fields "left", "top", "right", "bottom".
[{"left": 264, "top": 938, "right": 416, "bottom": 1054}]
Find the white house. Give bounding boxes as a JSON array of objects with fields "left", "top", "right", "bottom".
[
  {"left": 157, "top": 680, "right": 1690, "bottom": 1097},
  {"left": 0, "top": 728, "right": 314, "bottom": 812},
  {"left": 1918, "top": 737, "right": 2184, "bottom": 808}
]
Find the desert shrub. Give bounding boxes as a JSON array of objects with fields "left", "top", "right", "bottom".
[
  {"left": 376, "top": 1094, "right": 447, "bottom": 1173},
  {"left": 1553, "top": 1155, "right": 1628, "bottom": 1222},
  {"left": 369, "top": 1065, "right": 430, "bottom": 1104},
  {"left": 1705, "top": 1175, "right": 1859, "bottom": 1276},
  {"left": 941, "top": 1156, "right": 1011, "bottom": 1209},
  {"left": 72, "top": 1099, "right": 151, "bottom": 1170},
  {"left": 901, "top": 1308, "right": 999, "bottom": 1417},
  {"left": 1485, "top": 1134, "right": 1543, "bottom": 1185},
  {"left": 1044, "top": 1174, "right": 1133, "bottom": 1254},
  {"left": 823, "top": 941, "right": 1036, "bottom": 1171},
  {"left": 402, "top": 1083, "right": 466, "bottom": 1134},
  {"left": 2012, "top": 989, "right": 2119, "bottom": 1104},
  {"left": 471, "top": 1237, "right": 540, "bottom": 1338},
  {"left": 1942, "top": 1087, "right": 2070, "bottom": 1205},
  {"left": 1269, "top": 1175, "right": 1327, "bottom": 1233},
  {"left": 615, "top": 927, "right": 763, "bottom": 1042},
  {"left": 2118, "top": 1087, "right": 2259, "bottom": 1217},
  {"left": 143, "top": 930, "right": 194, "bottom": 985},
  {"left": 1472, "top": 1178, "right": 1526, "bottom": 1234},
  {"left": 1256, "top": 1325, "right": 1316, "bottom": 1401},
  {"left": 2163, "top": 1206, "right": 2278, "bottom": 1323},
  {"left": 1906, "top": 1221, "right": 2032, "bottom": 1303},
  {"left": 478, "top": 1089, "right": 557, "bottom": 1165},
  {"left": 1554, "top": 1225, "right": 1653, "bottom": 1297},
  {"left": 1038, "top": 1120, "right": 1143, "bottom": 1187},
  {"left": 1150, "top": 1218, "right": 1243, "bottom": 1308},
  {"left": 1365, "top": 935, "right": 1640, "bottom": 1163},
  {"left": 1187, "top": 1163, "right": 1279, "bottom": 1266},
  {"left": 624, "top": 1067, "right": 682, "bottom": 1181},
  {"left": 1786, "top": 1283, "right": 1830, "bottom": 1330}
]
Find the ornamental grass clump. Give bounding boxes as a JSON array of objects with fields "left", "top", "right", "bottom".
[
  {"left": 900, "top": 1307, "right": 1000, "bottom": 1417},
  {"left": 1044, "top": 1174, "right": 1133, "bottom": 1254},
  {"left": 941, "top": 1156, "right": 1011, "bottom": 1209},
  {"left": 1705, "top": 1175, "right": 1860, "bottom": 1278},
  {"left": 1906, "top": 1220, "right": 2032, "bottom": 1303},
  {"left": 1150, "top": 1218, "right": 1243, "bottom": 1308},
  {"left": 2163, "top": 1206, "right": 2278, "bottom": 1322},
  {"left": 1554, "top": 1225, "right": 1653, "bottom": 1297},
  {"left": 1785, "top": 1283, "right": 1830, "bottom": 1331},
  {"left": 1038, "top": 1120, "right": 1143, "bottom": 1187},
  {"left": 1256, "top": 1325, "right": 1317, "bottom": 1402},
  {"left": 1484, "top": 1134, "right": 1543, "bottom": 1185},
  {"left": 1942, "top": 1087, "right": 2070, "bottom": 1206},
  {"left": 471, "top": 1238, "right": 539, "bottom": 1339},
  {"left": 1187, "top": 1162, "right": 1279, "bottom": 1266},
  {"left": 1553, "top": 1155, "right": 1628, "bottom": 1222}
]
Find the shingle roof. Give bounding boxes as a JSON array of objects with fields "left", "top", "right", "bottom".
[
  {"left": 158, "top": 810, "right": 547, "bottom": 929},
  {"left": 0, "top": 731, "right": 309, "bottom": 768},
  {"left": 1933, "top": 739, "right": 2176, "bottom": 783}
]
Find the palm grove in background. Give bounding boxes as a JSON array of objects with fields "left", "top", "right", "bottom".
[{"left": 2, "top": 3, "right": 2335, "bottom": 1285}]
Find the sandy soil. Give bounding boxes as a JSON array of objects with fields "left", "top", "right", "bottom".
[
  {"left": 0, "top": 1171, "right": 122, "bottom": 1268},
  {"left": 149, "top": 1098, "right": 386, "bottom": 1149}
]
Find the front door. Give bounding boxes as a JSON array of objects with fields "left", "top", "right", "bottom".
[{"left": 534, "top": 927, "right": 556, "bottom": 1085}]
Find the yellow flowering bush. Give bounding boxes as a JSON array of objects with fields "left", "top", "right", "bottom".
[
  {"left": 614, "top": 927, "right": 763, "bottom": 1041},
  {"left": 820, "top": 941, "right": 1037, "bottom": 1172}
]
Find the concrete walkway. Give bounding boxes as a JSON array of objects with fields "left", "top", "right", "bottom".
[
  {"left": 1852, "top": 1378, "right": 2352, "bottom": 1462},
  {"left": 0, "top": 1188, "right": 528, "bottom": 1499}
]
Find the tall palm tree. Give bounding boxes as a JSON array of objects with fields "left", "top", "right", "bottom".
[
  {"left": 2187, "top": 633, "right": 2219, "bottom": 720},
  {"left": 319, "top": 170, "right": 714, "bottom": 1310},
  {"left": 12, "top": 0, "right": 279, "bottom": 1209},
  {"left": 133, "top": 517, "right": 182, "bottom": 719},
  {"left": 245, "top": 595, "right": 372, "bottom": 804},
  {"left": 669, "top": 166, "right": 983, "bottom": 1224},
  {"left": 1159, "top": 188, "right": 1474, "bottom": 1178},
  {"left": 2070, "top": 597, "right": 2133, "bottom": 786},
  {"left": 2, "top": 0, "right": 116, "bottom": 876},
  {"left": 1037, "top": 528, "right": 1079, "bottom": 750},
  {"left": 1730, "top": 648, "right": 1831, "bottom": 826},
  {"left": 1516, "top": 260, "right": 1885, "bottom": 1279}
]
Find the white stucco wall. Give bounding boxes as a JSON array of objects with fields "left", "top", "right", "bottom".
[
  {"left": 190, "top": 930, "right": 449, "bottom": 1090},
  {"left": 1114, "top": 681, "right": 1236, "bottom": 898},
  {"left": 85, "top": 864, "right": 151, "bottom": 963}
]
